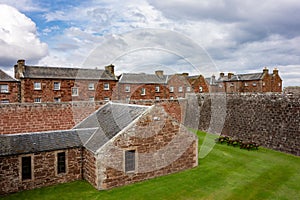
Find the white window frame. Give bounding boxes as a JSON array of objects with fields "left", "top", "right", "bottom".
[
  {"left": 88, "top": 83, "right": 95, "bottom": 90},
  {"left": 244, "top": 83, "right": 248, "bottom": 87},
  {"left": 53, "top": 82, "right": 61, "bottom": 90},
  {"left": 169, "top": 86, "right": 174, "bottom": 93},
  {"left": 104, "top": 83, "right": 109, "bottom": 90},
  {"left": 141, "top": 88, "right": 146, "bottom": 96},
  {"left": 199, "top": 86, "right": 203, "bottom": 93},
  {"left": 155, "top": 86, "right": 160, "bottom": 92},
  {"left": 34, "top": 82, "right": 41, "bottom": 90},
  {"left": 0, "top": 84, "right": 9, "bottom": 93},
  {"left": 262, "top": 82, "right": 265, "bottom": 86},
  {"left": 178, "top": 86, "right": 183, "bottom": 93},
  {"left": 34, "top": 98, "right": 41, "bottom": 103},
  {"left": 187, "top": 86, "right": 191, "bottom": 92},
  {"left": 155, "top": 96, "right": 160, "bottom": 100},
  {"left": 104, "top": 97, "right": 110, "bottom": 101},
  {"left": 278, "top": 82, "right": 281, "bottom": 87},
  {"left": 252, "top": 82, "right": 257, "bottom": 86},
  {"left": 72, "top": 87, "right": 79, "bottom": 96},
  {"left": 0, "top": 99, "right": 9, "bottom": 104},
  {"left": 170, "top": 96, "right": 174, "bottom": 100},
  {"left": 89, "top": 97, "right": 95, "bottom": 102},
  {"left": 125, "top": 86, "right": 130, "bottom": 93}
]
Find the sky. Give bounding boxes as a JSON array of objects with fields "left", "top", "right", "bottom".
[{"left": 0, "top": 0, "right": 299, "bottom": 86}]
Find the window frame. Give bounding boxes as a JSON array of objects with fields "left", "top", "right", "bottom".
[
  {"left": 34, "top": 82, "right": 41, "bottom": 90},
  {"left": 199, "top": 86, "right": 203, "bottom": 93},
  {"left": 21, "top": 155, "right": 33, "bottom": 181},
  {"left": 141, "top": 88, "right": 146, "bottom": 96},
  {"left": 0, "top": 84, "right": 9, "bottom": 93},
  {"left": 186, "top": 86, "right": 191, "bottom": 92},
  {"left": 169, "top": 86, "right": 174, "bottom": 93},
  {"left": 178, "top": 86, "right": 183, "bottom": 93},
  {"left": 155, "top": 86, "right": 160, "bottom": 92},
  {"left": 71, "top": 87, "right": 79, "bottom": 96},
  {"left": 34, "top": 97, "right": 42, "bottom": 103},
  {"left": 124, "top": 150, "right": 136, "bottom": 173},
  {"left": 54, "top": 97, "right": 61, "bottom": 103},
  {"left": 53, "top": 82, "right": 61, "bottom": 90},
  {"left": 89, "top": 96, "right": 95, "bottom": 102},
  {"left": 88, "top": 83, "right": 95, "bottom": 90},
  {"left": 104, "top": 97, "right": 110, "bottom": 101},
  {"left": 103, "top": 83, "right": 110, "bottom": 90},
  {"left": 125, "top": 86, "right": 130, "bottom": 93},
  {"left": 57, "top": 152, "right": 66, "bottom": 174}
]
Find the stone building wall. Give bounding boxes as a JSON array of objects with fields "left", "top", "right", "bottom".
[
  {"left": 197, "top": 93, "right": 300, "bottom": 156},
  {"left": 96, "top": 106, "right": 198, "bottom": 189},
  {"left": 20, "top": 79, "right": 117, "bottom": 103},
  {"left": 0, "top": 148, "right": 82, "bottom": 195},
  {"left": 82, "top": 148, "right": 97, "bottom": 188},
  {"left": 0, "top": 81, "right": 20, "bottom": 103},
  {"left": 0, "top": 101, "right": 105, "bottom": 134}
]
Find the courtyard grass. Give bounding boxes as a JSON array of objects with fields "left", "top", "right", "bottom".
[{"left": 2, "top": 131, "right": 300, "bottom": 200}]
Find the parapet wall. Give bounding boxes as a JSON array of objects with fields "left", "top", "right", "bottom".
[{"left": 197, "top": 93, "right": 300, "bottom": 156}]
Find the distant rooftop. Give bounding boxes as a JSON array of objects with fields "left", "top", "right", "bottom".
[
  {"left": 18, "top": 65, "right": 117, "bottom": 80},
  {"left": 0, "top": 69, "right": 18, "bottom": 82},
  {"left": 119, "top": 73, "right": 168, "bottom": 84}
]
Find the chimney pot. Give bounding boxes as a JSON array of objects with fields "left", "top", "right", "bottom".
[
  {"left": 220, "top": 72, "right": 224, "bottom": 78},
  {"left": 181, "top": 72, "right": 189, "bottom": 77},
  {"left": 228, "top": 72, "right": 234, "bottom": 79}
]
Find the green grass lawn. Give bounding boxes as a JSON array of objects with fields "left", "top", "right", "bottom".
[{"left": 2, "top": 131, "right": 300, "bottom": 200}]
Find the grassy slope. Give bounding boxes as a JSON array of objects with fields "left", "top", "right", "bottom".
[{"left": 2, "top": 131, "right": 300, "bottom": 200}]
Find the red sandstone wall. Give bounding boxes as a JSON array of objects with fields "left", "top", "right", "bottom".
[
  {"left": 83, "top": 149, "right": 97, "bottom": 188},
  {"left": 0, "top": 148, "right": 82, "bottom": 195},
  {"left": 0, "top": 102, "right": 105, "bottom": 134},
  {"left": 0, "top": 100, "right": 183, "bottom": 135},
  {"left": 0, "top": 81, "right": 19, "bottom": 103}
]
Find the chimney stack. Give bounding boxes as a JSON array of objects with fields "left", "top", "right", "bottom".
[
  {"left": 220, "top": 72, "right": 224, "bottom": 78},
  {"left": 181, "top": 72, "right": 189, "bottom": 77},
  {"left": 228, "top": 72, "right": 234, "bottom": 80},
  {"left": 263, "top": 67, "right": 269, "bottom": 75},
  {"left": 273, "top": 68, "right": 278, "bottom": 75},
  {"left": 105, "top": 64, "right": 115, "bottom": 75},
  {"left": 14, "top": 59, "right": 25, "bottom": 79},
  {"left": 155, "top": 70, "right": 164, "bottom": 77}
]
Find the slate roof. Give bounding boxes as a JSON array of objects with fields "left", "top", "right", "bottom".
[
  {"left": 0, "top": 69, "right": 18, "bottom": 82},
  {"left": 119, "top": 73, "right": 168, "bottom": 84},
  {"left": 0, "top": 129, "right": 96, "bottom": 156},
  {"left": 74, "top": 102, "right": 150, "bottom": 153},
  {"left": 218, "top": 73, "right": 267, "bottom": 82},
  {"left": 21, "top": 66, "right": 117, "bottom": 80}
]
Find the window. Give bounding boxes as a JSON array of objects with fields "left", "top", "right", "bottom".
[
  {"left": 0, "top": 85, "right": 8, "bottom": 93},
  {"left": 187, "top": 87, "right": 191, "bottom": 92},
  {"left": 88, "top": 83, "right": 95, "bottom": 90},
  {"left": 244, "top": 83, "right": 248, "bottom": 87},
  {"left": 104, "top": 97, "right": 110, "bottom": 101},
  {"left": 57, "top": 152, "right": 66, "bottom": 174},
  {"left": 169, "top": 86, "right": 174, "bottom": 93},
  {"left": 54, "top": 82, "right": 60, "bottom": 90},
  {"left": 34, "top": 82, "right": 41, "bottom": 90},
  {"left": 54, "top": 97, "right": 61, "bottom": 103},
  {"left": 170, "top": 96, "right": 174, "bottom": 100},
  {"left": 178, "top": 86, "right": 183, "bottom": 92},
  {"left": 155, "top": 96, "right": 160, "bottom": 100},
  {"left": 278, "top": 83, "right": 281, "bottom": 87},
  {"left": 230, "top": 83, "right": 234, "bottom": 87},
  {"left": 34, "top": 98, "right": 41, "bottom": 103},
  {"left": 72, "top": 88, "right": 78, "bottom": 96},
  {"left": 199, "top": 86, "right": 203, "bottom": 93},
  {"left": 89, "top": 97, "right": 95, "bottom": 102},
  {"left": 141, "top": 88, "right": 146, "bottom": 95},
  {"left": 262, "top": 82, "right": 265, "bottom": 86},
  {"left": 125, "top": 86, "right": 130, "bottom": 92},
  {"left": 0, "top": 99, "right": 9, "bottom": 104},
  {"left": 125, "top": 97, "right": 130, "bottom": 102},
  {"left": 252, "top": 83, "right": 257, "bottom": 86},
  {"left": 104, "top": 83, "right": 109, "bottom": 90},
  {"left": 125, "top": 150, "right": 135, "bottom": 172},
  {"left": 218, "top": 84, "right": 223, "bottom": 88},
  {"left": 155, "top": 86, "right": 160, "bottom": 92},
  {"left": 21, "top": 156, "right": 32, "bottom": 180}
]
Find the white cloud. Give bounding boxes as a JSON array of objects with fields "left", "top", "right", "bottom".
[
  {"left": 0, "top": 4, "right": 48, "bottom": 67},
  {"left": 0, "top": 0, "right": 43, "bottom": 12}
]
